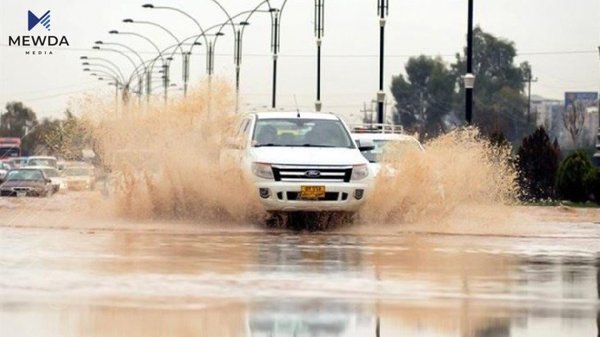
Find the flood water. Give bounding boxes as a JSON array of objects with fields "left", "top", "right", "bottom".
[{"left": 1, "top": 212, "right": 599, "bottom": 337}]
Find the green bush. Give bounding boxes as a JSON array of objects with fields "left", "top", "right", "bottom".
[
  {"left": 584, "top": 168, "right": 600, "bottom": 203},
  {"left": 516, "top": 127, "right": 560, "bottom": 200},
  {"left": 556, "top": 151, "right": 593, "bottom": 202}
]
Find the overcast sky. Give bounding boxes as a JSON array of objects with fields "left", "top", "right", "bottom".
[{"left": 0, "top": 0, "right": 599, "bottom": 121}]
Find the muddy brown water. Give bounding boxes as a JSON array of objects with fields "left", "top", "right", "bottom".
[{"left": 1, "top": 198, "right": 599, "bottom": 337}]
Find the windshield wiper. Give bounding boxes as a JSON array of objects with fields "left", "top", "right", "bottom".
[
  {"left": 254, "top": 143, "right": 284, "bottom": 147},
  {"left": 300, "top": 144, "right": 339, "bottom": 148}
]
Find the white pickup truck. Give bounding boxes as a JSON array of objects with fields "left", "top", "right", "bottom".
[{"left": 220, "top": 112, "right": 374, "bottom": 224}]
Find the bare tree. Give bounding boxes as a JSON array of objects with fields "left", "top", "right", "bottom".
[{"left": 563, "top": 101, "right": 586, "bottom": 146}]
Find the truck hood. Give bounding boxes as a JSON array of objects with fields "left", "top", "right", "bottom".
[{"left": 249, "top": 147, "right": 368, "bottom": 166}]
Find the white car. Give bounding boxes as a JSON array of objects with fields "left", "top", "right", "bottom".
[
  {"left": 352, "top": 132, "right": 424, "bottom": 176},
  {"left": 26, "top": 156, "right": 58, "bottom": 169},
  {"left": 221, "top": 112, "right": 374, "bottom": 219},
  {"left": 0, "top": 162, "right": 10, "bottom": 182},
  {"left": 62, "top": 166, "right": 95, "bottom": 191},
  {"left": 27, "top": 166, "right": 65, "bottom": 193}
]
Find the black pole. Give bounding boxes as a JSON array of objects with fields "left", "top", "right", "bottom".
[
  {"left": 465, "top": 0, "right": 474, "bottom": 124},
  {"left": 315, "top": 0, "right": 324, "bottom": 111},
  {"left": 271, "top": 12, "right": 280, "bottom": 109},
  {"left": 183, "top": 52, "right": 190, "bottom": 97},
  {"left": 146, "top": 72, "right": 151, "bottom": 104},
  {"left": 114, "top": 84, "right": 119, "bottom": 113},
  {"left": 527, "top": 75, "right": 532, "bottom": 124},
  {"left": 235, "top": 29, "right": 241, "bottom": 113},
  {"left": 317, "top": 44, "right": 321, "bottom": 105},
  {"left": 376, "top": 0, "right": 388, "bottom": 124},
  {"left": 163, "top": 63, "right": 167, "bottom": 104},
  {"left": 272, "top": 57, "right": 277, "bottom": 109}
]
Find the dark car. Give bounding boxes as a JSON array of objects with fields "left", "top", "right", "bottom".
[{"left": 0, "top": 168, "right": 54, "bottom": 197}]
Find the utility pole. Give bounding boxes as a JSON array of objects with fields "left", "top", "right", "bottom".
[
  {"left": 525, "top": 74, "right": 538, "bottom": 125},
  {"left": 314, "top": 0, "right": 325, "bottom": 112},
  {"left": 376, "top": 0, "right": 389, "bottom": 124},
  {"left": 361, "top": 102, "right": 375, "bottom": 127}
]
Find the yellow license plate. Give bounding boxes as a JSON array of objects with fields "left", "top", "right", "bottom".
[{"left": 300, "top": 185, "right": 325, "bottom": 199}]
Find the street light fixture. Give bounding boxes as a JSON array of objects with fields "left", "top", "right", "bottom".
[{"left": 464, "top": 73, "right": 475, "bottom": 89}]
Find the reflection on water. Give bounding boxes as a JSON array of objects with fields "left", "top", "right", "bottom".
[{"left": 1, "top": 227, "right": 599, "bottom": 336}]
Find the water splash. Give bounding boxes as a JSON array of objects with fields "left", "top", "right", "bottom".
[
  {"left": 77, "top": 80, "right": 264, "bottom": 223},
  {"left": 359, "top": 128, "right": 518, "bottom": 225}
]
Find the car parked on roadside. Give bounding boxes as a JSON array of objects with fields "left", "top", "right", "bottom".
[
  {"left": 0, "top": 167, "right": 54, "bottom": 197},
  {"left": 220, "top": 112, "right": 375, "bottom": 224}
]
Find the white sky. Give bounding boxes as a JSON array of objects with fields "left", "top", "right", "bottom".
[{"left": 0, "top": 0, "right": 599, "bottom": 121}]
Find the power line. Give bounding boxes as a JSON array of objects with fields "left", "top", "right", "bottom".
[{"left": 1, "top": 44, "right": 597, "bottom": 58}]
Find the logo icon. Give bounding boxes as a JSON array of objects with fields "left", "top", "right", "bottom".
[
  {"left": 305, "top": 170, "right": 321, "bottom": 178},
  {"left": 28, "top": 10, "right": 51, "bottom": 31}
]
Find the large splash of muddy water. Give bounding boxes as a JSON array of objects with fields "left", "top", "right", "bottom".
[
  {"left": 77, "top": 81, "right": 263, "bottom": 223},
  {"left": 359, "top": 129, "right": 518, "bottom": 225},
  {"left": 76, "top": 82, "right": 518, "bottom": 227}
]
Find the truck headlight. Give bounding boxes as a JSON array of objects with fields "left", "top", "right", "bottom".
[
  {"left": 351, "top": 164, "right": 369, "bottom": 180},
  {"left": 251, "top": 162, "right": 274, "bottom": 179}
]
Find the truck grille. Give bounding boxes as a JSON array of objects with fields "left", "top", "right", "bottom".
[{"left": 271, "top": 165, "right": 352, "bottom": 183}]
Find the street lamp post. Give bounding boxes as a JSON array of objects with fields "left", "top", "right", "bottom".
[
  {"left": 109, "top": 29, "right": 167, "bottom": 104},
  {"left": 314, "top": 0, "right": 325, "bottom": 112},
  {"left": 123, "top": 18, "right": 184, "bottom": 103},
  {"left": 94, "top": 41, "right": 147, "bottom": 103},
  {"left": 465, "top": 0, "right": 474, "bottom": 124},
  {"left": 270, "top": 8, "right": 281, "bottom": 109},
  {"left": 92, "top": 44, "right": 142, "bottom": 106},
  {"left": 376, "top": 0, "right": 389, "bottom": 124}
]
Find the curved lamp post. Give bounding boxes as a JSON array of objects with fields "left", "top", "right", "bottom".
[
  {"left": 143, "top": 2, "right": 274, "bottom": 112},
  {"left": 109, "top": 29, "right": 166, "bottom": 104},
  {"left": 92, "top": 44, "right": 143, "bottom": 105},
  {"left": 80, "top": 56, "right": 126, "bottom": 82},
  {"left": 94, "top": 41, "right": 147, "bottom": 101},
  {"left": 123, "top": 18, "right": 184, "bottom": 101},
  {"left": 84, "top": 68, "right": 122, "bottom": 112}
]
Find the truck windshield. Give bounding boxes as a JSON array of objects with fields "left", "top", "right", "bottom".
[
  {"left": 0, "top": 147, "right": 20, "bottom": 158},
  {"left": 253, "top": 119, "right": 355, "bottom": 148}
]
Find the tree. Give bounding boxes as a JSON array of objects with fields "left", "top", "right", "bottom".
[
  {"left": 516, "top": 127, "right": 560, "bottom": 200},
  {"left": 0, "top": 102, "right": 38, "bottom": 136},
  {"left": 391, "top": 56, "right": 456, "bottom": 138},
  {"left": 0, "top": 102, "right": 39, "bottom": 154},
  {"left": 452, "top": 27, "right": 533, "bottom": 142},
  {"left": 556, "top": 151, "right": 593, "bottom": 202},
  {"left": 32, "top": 110, "right": 92, "bottom": 160}
]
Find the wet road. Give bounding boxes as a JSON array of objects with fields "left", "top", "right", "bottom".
[{"left": 1, "top": 207, "right": 600, "bottom": 336}]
